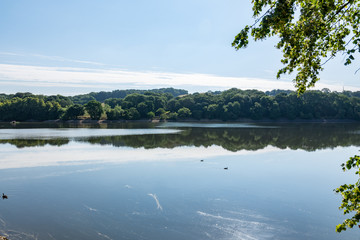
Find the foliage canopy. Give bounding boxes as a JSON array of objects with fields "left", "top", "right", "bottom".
[
  {"left": 232, "top": 0, "right": 360, "bottom": 94},
  {"left": 63, "top": 104, "right": 85, "bottom": 120},
  {"left": 84, "top": 100, "right": 103, "bottom": 120},
  {"left": 2, "top": 89, "right": 360, "bottom": 122},
  {"left": 335, "top": 155, "right": 360, "bottom": 232}
]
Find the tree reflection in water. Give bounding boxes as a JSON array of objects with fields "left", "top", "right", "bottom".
[{"left": 1, "top": 123, "right": 360, "bottom": 152}]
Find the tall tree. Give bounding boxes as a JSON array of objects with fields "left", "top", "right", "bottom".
[
  {"left": 84, "top": 100, "right": 103, "bottom": 120},
  {"left": 63, "top": 104, "right": 85, "bottom": 120},
  {"left": 233, "top": 0, "right": 360, "bottom": 94},
  {"left": 233, "top": 0, "right": 360, "bottom": 232}
]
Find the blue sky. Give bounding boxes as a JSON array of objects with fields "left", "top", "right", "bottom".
[{"left": 0, "top": 0, "right": 359, "bottom": 95}]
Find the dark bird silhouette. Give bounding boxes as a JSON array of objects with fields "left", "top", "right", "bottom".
[
  {"left": 224, "top": 167, "right": 228, "bottom": 170},
  {"left": 2, "top": 193, "right": 8, "bottom": 199},
  {"left": 200, "top": 159, "right": 204, "bottom": 162}
]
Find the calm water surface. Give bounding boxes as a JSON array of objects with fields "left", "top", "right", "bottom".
[{"left": 0, "top": 122, "right": 359, "bottom": 240}]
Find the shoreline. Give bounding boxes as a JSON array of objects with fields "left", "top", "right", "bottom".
[{"left": 1, "top": 118, "right": 359, "bottom": 124}]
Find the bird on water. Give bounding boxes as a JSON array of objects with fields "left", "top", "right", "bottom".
[{"left": 2, "top": 193, "right": 8, "bottom": 199}]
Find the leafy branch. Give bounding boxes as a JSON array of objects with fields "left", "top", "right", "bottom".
[
  {"left": 334, "top": 155, "right": 360, "bottom": 232},
  {"left": 233, "top": 0, "right": 360, "bottom": 94}
]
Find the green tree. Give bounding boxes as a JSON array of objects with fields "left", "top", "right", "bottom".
[
  {"left": 222, "top": 102, "right": 240, "bottom": 120},
  {"left": 156, "top": 108, "right": 166, "bottom": 116},
  {"left": 84, "top": 100, "right": 103, "bottom": 120},
  {"left": 205, "top": 104, "right": 220, "bottom": 119},
  {"left": 106, "top": 106, "right": 125, "bottom": 120},
  {"left": 124, "top": 93, "right": 145, "bottom": 106},
  {"left": 167, "top": 99, "right": 181, "bottom": 112},
  {"left": 335, "top": 156, "right": 360, "bottom": 232},
  {"left": 234, "top": 0, "right": 360, "bottom": 232},
  {"left": 125, "top": 107, "right": 140, "bottom": 120},
  {"left": 269, "top": 101, "right": 281, "bottom": 119},
  {"left": 147, "top": 111, "right": 155, "bottom": 119},
  {"left": 233, "top": 0, "right": 360, "bottom": 94},
  {"left": 178, "top": 97, "right": 195, "bottom": 109},
  {"left": 104, "top": 98, "right": 123, "bottom": 108},
  {"left": 250, "top": 102, "right": 264, "bottom": 120},
  {"left": 177, "top": 107, "right": 192, "bottom": 119},
  {"left": 63, "top": 104, "right": 85, "bottom": 120},
  {"left": 168, "top": 112, "right": 178, "bottom": 120},
  {"left": 137, "top": 102, "right": 153, "bottom": 118}
]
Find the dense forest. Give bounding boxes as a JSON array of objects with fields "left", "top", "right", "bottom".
[{"left": 1, "top": 87, "right": 360, "bottom": 121}]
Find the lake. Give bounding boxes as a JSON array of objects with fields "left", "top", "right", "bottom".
[{"left": 0, "top": 122, "right": 359, "bottom": 240}]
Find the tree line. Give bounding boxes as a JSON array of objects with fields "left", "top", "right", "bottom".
[{"left": 1, "top": 88, "right": 360, "bottom": 121}]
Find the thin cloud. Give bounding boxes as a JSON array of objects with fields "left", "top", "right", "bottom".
[
  {"left": 30, "top": 54, "right": 106, "bottom": 66},
  {"left": 0, "top": 63, "right": 358, "bottom": 94},
  {"left": 0, "top": 51, "right": 106, "bottom": 66},
  {"left": 0, "top": 52, "right": 24, "bottom": 56}
]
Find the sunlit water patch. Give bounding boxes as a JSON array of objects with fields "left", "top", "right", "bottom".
[
  {"left": 0, "top": 144, "right": 282, "bottom": 170},
  {"left": 157, "top": 122, "right": 272, "bottom": 128},
  {"left": 196, "top": 210, "right": 289, "bottom": 240},
  {"left": 0, "top": 128, "right": 181, "bottom": 140}
]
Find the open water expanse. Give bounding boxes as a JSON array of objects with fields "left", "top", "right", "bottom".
[{"left": 0, "top": 122, "right": 359, "bottom": 240}]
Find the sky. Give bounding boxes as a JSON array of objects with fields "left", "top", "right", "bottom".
[{"left": 1, "top": 0, "right": 360, "bottom": 96}]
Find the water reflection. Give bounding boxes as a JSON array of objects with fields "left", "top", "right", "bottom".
[
  {"left": 83, "top": 124, "right": 360, "bottom": 151},
  {"left": 0, "top": 144, "right": 262, "bottom": 170},
  {"left": 0, "top": 123, "right": 359, "bottom": 239},
  {"left": 1, "top": 123, "right": 360, "bottom": 151}
]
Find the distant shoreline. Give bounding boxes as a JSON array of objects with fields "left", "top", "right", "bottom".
[{"left": 1, "top": 118, "right": 359, "bottom": 124}]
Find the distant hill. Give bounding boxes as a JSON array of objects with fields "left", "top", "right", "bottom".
[
  {"left": 265, "top": 89, "right": 293, "bottom": 96},
  {"left": 70, "top": 88, "right": 188, "bottom": 104}
]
